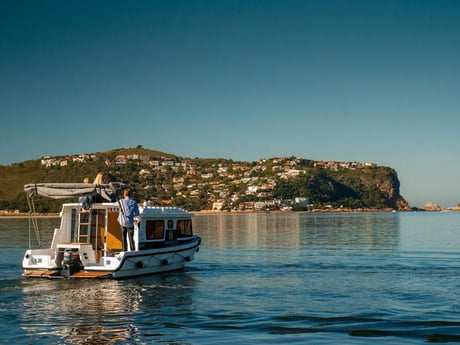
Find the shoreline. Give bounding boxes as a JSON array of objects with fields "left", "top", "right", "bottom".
[
  {"left": 2, "top": 207, "right": 459, "bottom": 219},
  {"left": 195, "top": 208, "right": 401, "bottom": 215},
  {"left": 0, "top": 213, "right": 60, "bottom": 218}
]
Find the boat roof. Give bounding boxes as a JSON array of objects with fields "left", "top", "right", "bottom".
[
  {"left": 24, "top": 182, "right": 123, "bottom": 202},
  {"left": 141, "top": 206, "right": 193, "bottom": 218}
]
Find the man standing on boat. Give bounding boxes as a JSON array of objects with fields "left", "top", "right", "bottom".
[{"left": 118, "top": 188, "right": 140, "bottom": 251}]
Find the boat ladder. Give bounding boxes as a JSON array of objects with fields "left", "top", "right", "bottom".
[{"left": 77, "top": 209, "right": 93, "bottom": 243}]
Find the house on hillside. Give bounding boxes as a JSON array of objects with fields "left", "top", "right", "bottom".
[{"left": 212, "top": 201, "right": 224, "bottom": 210}]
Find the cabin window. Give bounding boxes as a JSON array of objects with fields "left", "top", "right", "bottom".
[
  {"left": 176, "top": 219, "right": 193, "bottom": 237},
  {"left": 145, "top": 220, "right": 164, "bottom": 240},
  {"left": 167, "top": 220, "right": 173, "bottom": 229}
]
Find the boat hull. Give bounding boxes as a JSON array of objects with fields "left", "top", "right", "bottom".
[{"left": 23, "top": 236, "right": 201, "bottom": 279}]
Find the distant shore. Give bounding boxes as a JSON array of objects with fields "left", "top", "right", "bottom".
[
  {"left": 0, "top": 213, "right": 59, "bottom": 218},
  {"left": 191, "top": 207, "right": 460, "bottom": 214},
  {"left": 2, "top": 207, "right": 459, "bottom": 219}
]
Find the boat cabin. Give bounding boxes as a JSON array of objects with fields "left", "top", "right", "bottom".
[
  {"left": 139, "top": 207, "right": 194, "bottom": 249},
  {"left": 52, "top": 203, "right": 195, "bottom": 259}
]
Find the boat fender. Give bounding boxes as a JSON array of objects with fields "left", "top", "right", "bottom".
[
  {"left": 184, "top": 256, "right": 191, "bottom": 262},
  {"left": 136, "top": 261, "right": 144, "bottom": 268},
  {"left": 196, "top": 247, "right": 200, "bottom": 252},
  {"left": 161, "top": 259, "right": 169, "bottom": 265}
]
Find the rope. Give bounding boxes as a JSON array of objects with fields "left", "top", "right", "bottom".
[{"left": 26, "top": 195, "right": 42, "bottom": 248}]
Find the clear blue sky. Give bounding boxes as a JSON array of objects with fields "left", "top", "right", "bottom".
[{"left": 1, "top": 0, "right": 459, "bottom": 207}]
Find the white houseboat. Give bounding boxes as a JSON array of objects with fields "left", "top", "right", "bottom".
[{"left": 22, "top": 182, "right": 201, "bottom": 279}]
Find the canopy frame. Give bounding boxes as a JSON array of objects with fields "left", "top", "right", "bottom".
[
  {"left": 24, "top": 182, "right": 123, "bottom": 202},
  {"left": 24, "top": 182, "right": 124, "bottom": 248}
]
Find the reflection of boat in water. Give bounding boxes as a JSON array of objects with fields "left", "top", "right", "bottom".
[
  {"left": 22, "top": 180, "right": 201, "bottom": 279},
  {"left": 20, "top": 279, "right": 141, "bottom": 343},
  {"left": 20, "top": 272, "right": 197, "bottom": 344}
]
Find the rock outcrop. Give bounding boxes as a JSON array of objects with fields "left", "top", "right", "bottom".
[{"left": 421, "top": 202, "right": 442, "bottom": 211}]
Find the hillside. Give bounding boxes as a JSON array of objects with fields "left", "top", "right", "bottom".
[{"left": 0, "top": 147, "right": 410, "bottom": 213}]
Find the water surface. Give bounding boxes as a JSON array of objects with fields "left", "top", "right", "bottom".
[{"left": 1, "top": 212, "right": 460, "bottom": 344}]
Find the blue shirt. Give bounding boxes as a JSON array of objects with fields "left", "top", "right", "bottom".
[{"left": 118, "top": 197, "right": 140, "bottom": 227}]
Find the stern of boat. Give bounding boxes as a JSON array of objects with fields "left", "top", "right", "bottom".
[
  {"left": 22, "top": 243, "right": 102, "bottom": 278},
  {"left": 22, "top": 248, "right": 60, "bottom": 277}
]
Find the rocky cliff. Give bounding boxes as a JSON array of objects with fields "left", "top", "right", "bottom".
[{"left": 274, "top": 166, "right": 410, "bottom": 210}]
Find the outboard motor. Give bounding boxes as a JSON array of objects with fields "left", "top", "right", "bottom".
[{"left": 63, "top": 249, "right": 83, "bottom": 276}]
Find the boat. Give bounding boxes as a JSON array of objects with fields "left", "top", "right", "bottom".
[{"left": 22, "top": 181, "right": 201, "bottom": 279}]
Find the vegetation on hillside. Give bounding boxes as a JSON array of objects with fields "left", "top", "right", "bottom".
[{"left": 0, "top": 147, "right": 409, "bottom": 213}]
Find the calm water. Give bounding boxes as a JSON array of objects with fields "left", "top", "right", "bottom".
[{"left": 1, "top": 212, "right": 460, "bottom": 344}]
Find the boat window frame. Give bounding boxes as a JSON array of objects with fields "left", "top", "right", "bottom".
[
  {"left": 144, "top": 219, "right": 165, "bottom": 241},
  {"left": 176, "top": 219, "right": 193, "bottom": 238}
]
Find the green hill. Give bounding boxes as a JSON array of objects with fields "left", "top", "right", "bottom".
[{"left": 0, "top": 147, "right": 410, "bottom": 213}]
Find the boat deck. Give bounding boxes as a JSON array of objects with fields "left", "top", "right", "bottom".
[
  {"left": 23, "top": 269, "right": 112, "bottom": 279},
  {"left": 70, "top": 271, "right": 112, "bottom": 278},
  {"left": 23, "top": 270, "right": 60, "bottom": 278}
]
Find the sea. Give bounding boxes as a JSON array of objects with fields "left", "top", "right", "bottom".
[{"left": 1, "top": 211, "right": 460, "bottom": 344}]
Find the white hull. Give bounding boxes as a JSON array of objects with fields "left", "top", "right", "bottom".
[
  {"left": 88, "top": 237, "right": 200, "bottom": 279},
  {"left": 23, "top": 237, "right": 201, "bottom": 279}
]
